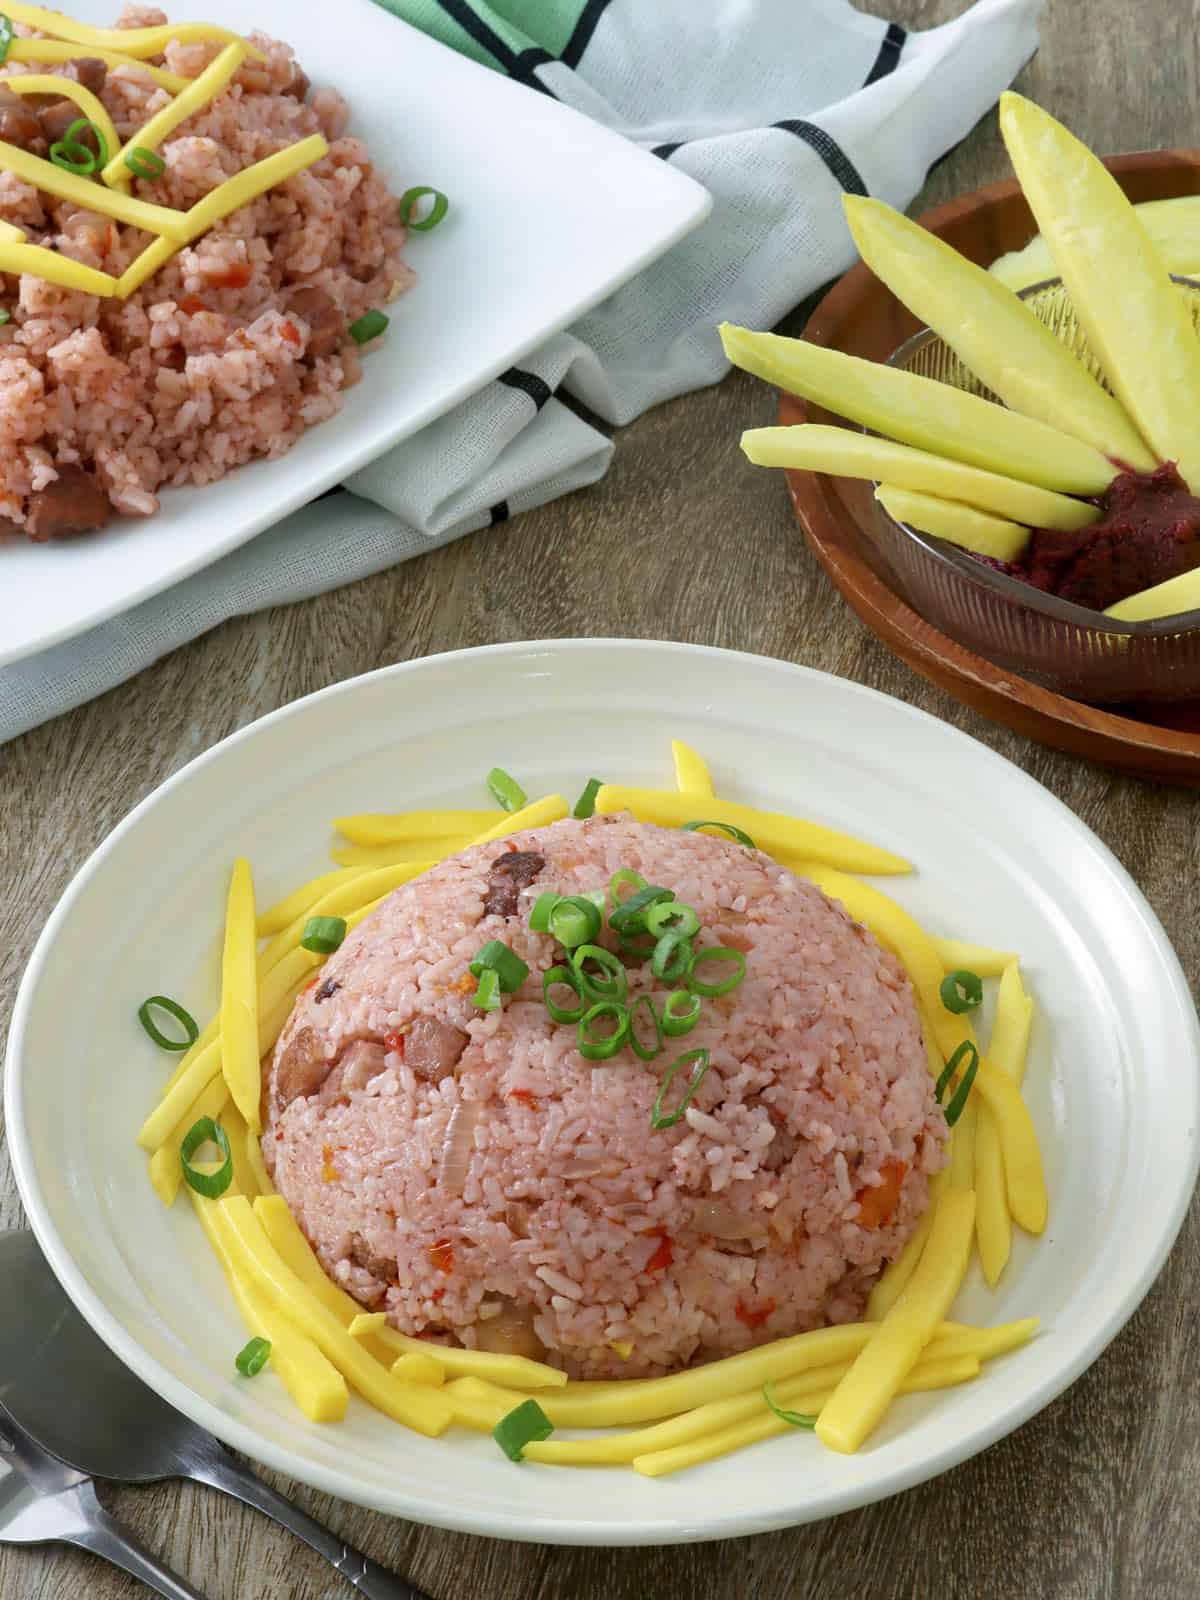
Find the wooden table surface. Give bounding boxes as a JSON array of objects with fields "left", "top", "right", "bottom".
[{"left": 3, "top": 2, "right": 1198, "bottom": 1595}]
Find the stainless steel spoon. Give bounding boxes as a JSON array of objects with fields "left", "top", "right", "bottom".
[
  {"left": 0, "top": 1394, "right": 208, "bottom": 1598},
  {"left": 0, "top": 1230, "right": 432, "bottom": 1600}
]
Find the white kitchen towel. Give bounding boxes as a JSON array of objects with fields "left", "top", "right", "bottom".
[{"left": 0, "top": 0, "right": 1041, "bottom": 746}]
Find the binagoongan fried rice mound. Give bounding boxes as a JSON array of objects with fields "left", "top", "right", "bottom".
[{"left": 263, "top": 814, "right": 948, "bottom": 1381}]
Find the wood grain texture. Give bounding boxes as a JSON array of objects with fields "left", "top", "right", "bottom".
[{"left": 2, "top": 2, "right": 1198, "bottom": 1596}]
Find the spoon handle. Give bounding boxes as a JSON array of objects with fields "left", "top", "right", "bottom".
[
  {"left": 63, "top": 1482, "right": 209, "bottom": 1600},
  {"left": 192, "top": 1450, "right": 433, "bottom": 1600}
]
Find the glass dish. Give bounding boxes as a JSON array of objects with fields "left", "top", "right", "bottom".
[{"left": 867, "top": 277, "right": 1200, "bottom": 703}]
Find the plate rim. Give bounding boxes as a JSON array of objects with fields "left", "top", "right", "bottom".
[
  {"left": 0, "top": 4, "right": 711, "bottom": 670},
  {"left": 6, "top": 638, "right": 1199, "bottom": 1544}
]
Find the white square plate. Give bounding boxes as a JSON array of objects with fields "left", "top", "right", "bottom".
[{"left": 0, "top": 4, "right": 710, "bottom": 667}]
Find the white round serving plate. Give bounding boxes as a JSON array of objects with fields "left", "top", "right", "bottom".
[{"left": 6, "top": 640, "right": 1198, "bottom": 1545}]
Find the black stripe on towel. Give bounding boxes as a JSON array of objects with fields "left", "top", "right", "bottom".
[
  {"left": 561, "top": 0, "right": 614, "bottom": 67},
  {"left": 772, "top": 120, "right": 869, "bottom": 196},
  {"left": 652, "top": 141, "right": 683, "bottom": 161},
  {"left": 864, "top": 22, "right": 906, "bottom": 86},
  {"left": 489, "top": 501, "right": 510, "bottom": 525},
  {"left": 497, "top": 367, "right": 553, "bottom": 410},
  {"left": 431, "top": 0, "right": 553, "bottom": 93}
]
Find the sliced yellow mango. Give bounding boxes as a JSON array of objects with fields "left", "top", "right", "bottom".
[
  {"left": 866, "top": 1167, "right": 948, "bottom": 1320},
  {"left": 333, "top": 810, "right": 499, "bottom": 845},
  {"left": 8, "top": 39, "right": 189, "bottom": 93},
  {"left": 220, "top": 859, "right": 261, "bottom": 1134},
  {"left": 720, "top": 322, "right": 1116, "bottom": 495},
  {"left": 192, "top": 1191, "right": 348, "bottom": 1423},
  {"left": 218, "top": 1197, "right": 452, "bottom": 1436},
  {"left": 670, "top": 740, "right": 715, "bottom": 797},
  {"left": 103, "top": 40, "right": 248, "bottom": 188},
  {"left": 256, "top": 867, "right": 369, "bottom": 937},
  {"left": 1, "top": 4, "right": 264, "bottom": 61},
  {"left": 4, "top": 76, "right": 122, "bottom": 190},
  {"left": 933, "top": 937, "right": 1019, "bottom": 978},
  {"left": 999, "top": 93, "right": 1200, "bottom": 491},
  {"left": 329, "top": 838, "right": 465, "bottom": 870},
  {"left": 875, "top": 484, "right": 1031, "bottom": 562},
  {"left": 976, "top": 963, "right": 1036, "bottom": 1282},
  {"left": 147, "top": 1074, "right": 229, "bottom": 1208},
  {"left": 258, "top": 858, "right": 432, "bottom": 978},
  {"left": 0, "top": 240, "right": 116, "bottom": 296},
  {"left": 593, "top": 784, "right": 911, "bottom": 874},
  {"left": 817, "top": 1187, "right": 976, "bottom": 1454},
  {"left": 991, "top": 195, "right": 1200, "bottom": 292},
  {"left": 179, "top": 136, "right": 327, "bottom": 242},
  {"left": 1104, "top": 565, "right": 1200, "bottom": 622},
  {"left": 469, "top": 793, "right": 568, "bottom": 845},
  {"left": 745, "top": 425, "right": 1098, "bottom": 532},
  {"left": 845, "top": 195, "right": 1155, "bottom": 470},
  {"left": 0, "top": 142, "right": 187, "bottom": 238}
]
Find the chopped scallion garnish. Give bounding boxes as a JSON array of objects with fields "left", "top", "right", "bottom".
[
  {"left": 548, "top": 894, "right": 602, "bottom": 950},
  {"left": 180, "top": 1116, "right": 233, "bottom": 1198},
  {"left": 529, "top": 891, "right": 560, "bottom": 933},
  {"left": 687, "top": 945, "right": 746, "bottom": 998},
  {"left": 50, "top": 117, "right": 108, "bottom": 175},
  {"left": 0, "top": 16, "right": 13, "bottom": 66},
  {"left": 578, "top": 1000, "right": 630, "bottom": 1061},
  {"left": 235, "top": 1337, "right": 272, "bottom": 1377},
  {"left": 301, "top": 915, "right": 347, "bottom": 954},
  {"left": 629, "top": 994, "right": 664, "bottom": 1061},
  {"left": 662, "top": 989, "right": 702, "bottom": 1037},
  {"left": 609, "top": 869, "right": 647, "bottom": 909},
  {"left": 348, "top": 308, "right": 389, "bottom": 345},
  {"left": 762, "top": 1381, "right": 816, "bottom": 1429},
  {"left": 651, "top": 929, "right": 692, "bottom": 984},
  {"left": 137, "top": 994, "right": 199, "bottom": 1052},
  {"left": 571, "top": 943, "right": 627, "bottom": 1003},
  {"left": 0, "top": 308, "right": 11, "bottom": 325},
  {"left": 572, "top": 777, "right": 603, "bottom": 819},
  {"left": 609, "top": 884, "right": 673, "bottom": 935},
  {"left": 939, "top": 969, "right": 983, "bottom": 1014},
  {"left": 543, "top": 964, "right": 586, "bottom": 1024},
  {"left": 680, "top": 820, "right": 756, "bottom": 849},
  {"left": 651, "top": 1048, "right": 710, "bottom": 1130},
  {"left": 644, "top": 900, "right": 700, "bottom": 939},
  {"left": 492, "top": 1397, "right": 553, "bottom": 1461},
  {"left": 469, "top": 939, "right": 529, "bottom": 993},
  {"left": 398, "top": 186, "right": 450, "bottom": 231},
  {"left": 125, "top": 145, "right": 166, "bottom": 180},
  {"left": 486, "top": 766, "right": 527, "bottom": 812},
  {"left": 473, "top": 967, "right": 501, "bottom": 1011},
  {"left": 937, "top": 1040, "right": 980, "bottom": 1126}
]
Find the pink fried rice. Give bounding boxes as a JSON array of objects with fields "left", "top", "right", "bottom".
[
  {"left": 263, "top": 815, "right": 947, "bottom": 1381},
  {"left": 0, "top": 6, "right": 410, "bottom": 537}
]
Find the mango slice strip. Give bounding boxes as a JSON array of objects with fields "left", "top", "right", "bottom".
[{"left": 875, "top": 484, "right": 1031, "bottom": 563}]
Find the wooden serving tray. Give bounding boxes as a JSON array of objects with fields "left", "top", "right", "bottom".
[{"left": 783, "top": 150, "right": 1200, "bottom": 786}]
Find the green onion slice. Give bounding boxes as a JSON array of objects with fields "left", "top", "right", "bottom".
[
  {"left": 473, "top": 967, "right": 501, "bottom": 1012},
  {"left": 939, "top": 969, "right": 984, "bottom": 1015},
  {"left": 125, "top": 144, "right": 166, "bottom": 180},
  {"left": 469, "top": 938, "right": 529, "bottom": 993},
  {"left": 629, "top": 994, "right": 664, "bottom": 1061},
  {"left": 50, "top": 117, "right": 108, "bottom": 175},
  {"left": 137, "top": 994, "right": 199, "bottom": 1052},
  {"left": 688, "top": 945, "right": 747, "bottom": 998},
  {"left": 348, "top": 308, "right": 389, "bottom": 345},
  {"left": 571, "top": 943, "right": 628, "bottom": 1003},
  {"left": 938, "top": 1041, "right": 980, "bottom": 1126},
  {"left": 180, "top": 1116, "right": 233, "bottom": 1198},
  {"left": 235, "top": 1337, "right": 272, "bottom": 1377},
  {"left": 680, "top": 820, "right": 757, "bottom": 849},
  {"left": 644, "top": 900, "right": 700, "bottom": 939},
  {"left": 578, "top": 1000, "right": 630, "bottom": 1062},
  {"left": 548, "top": 895, "right": 602, "bottom": 951},
  {"left": 543, "top": 964, "right": 586, "bottom": 1024},
  {"left": 651, "top": 1048, "right": 711, "bottom": 1130},
  {"left": 662, "top": 989, "right": 702, "bottom": 1037},
  {"left": 0, "top": 308, "right": 10, "bottom": 326},
  {"left": 528, "top": 891, "right": 560, "bottom": 933},
  {"left": 492, "top": 1397, "right": 552, "bottom": 1461},
  {"left": 572, "top": 777, "right": 603, "bottom": 820},
  {"left": 301, "top": 915, "right": 347, "bottom": 954},
  {"left": 609, "top": 884, "right": 674, "bottom": 935},
  {"left": 651, "top": 930, "right": 693, "bottom": 984},
  {"left": 0, "top": 16, "right": 13, "bottom": 66},
  {"left": 609, "top": 869, "right": 647, "bottom": 910},
  {"left": 486, "top": 766, "right": 527, "bottom": 812},
  {"left": 762, "top": 1381, "right": 816, "bottom": 1430},
  {"left": 398, "top": 185, "right": 449, "bottom": 231}
]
